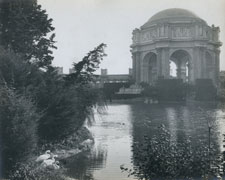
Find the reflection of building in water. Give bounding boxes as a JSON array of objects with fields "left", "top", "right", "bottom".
[
  {"left": 130, "top": 103, "right": 223, "bottom": 178},
  {"left": 66, "top": 146, "right": 107, "bottom": 180},
  {"left": 131, "top": 8, "right": 222, "bottom": 86},
  {"left": 215, "top": 109, "right": 225, "bottom": 152},
  {"left": 218, "top": 71, "right": 225, "bottom": 99}
]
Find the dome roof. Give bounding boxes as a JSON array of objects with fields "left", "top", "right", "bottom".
[
  {"left": 150, "top": 8, "right": 199, "bottom": 21},
  {"left": 142, "top": 8, "right": 205, "bottom": 28}
]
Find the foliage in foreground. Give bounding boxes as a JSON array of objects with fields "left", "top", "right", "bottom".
[
  {"left": 9, "top": 161, "right": 66, "bottom": 180},
  {"left": 121, "top": 125, "right": 223, "bottom": 180},
  {"left": 0, "top": 86, "right": 40, "bottom": 177},
  {"left": 0, "top": 0, "right": 107, "bottom": 178},
  {"left": 0, "top": 43, "right": 106, "bottom": 178},
  {"left": 37, "top": 43, "right": 106, "bottom": 143}
]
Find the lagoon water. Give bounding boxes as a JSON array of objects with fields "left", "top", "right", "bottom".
[{"left": 66, "top": 102, "right": 225, "bottom": 180}]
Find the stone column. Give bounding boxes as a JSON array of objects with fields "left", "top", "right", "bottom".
[
  {"left": 132, "top": 53, "right": 136, "bottom": 82},
  {"left": 211, "top": 52, "right": 217, "bottom": 86},
  {"left": 193, "top": 47, "right": 202, "bottom": 83},
  {"left": 214, "top": 49, "right": 220, "bottom": 87},
  {"left": 180, "top": 66, "right": 187, "bottom": 82},
  {"left": 156, "top": 48, "right": 162, "bottom": 78},
  {"left": 176, "top": 61, "right": 182, "bottom": 79},
  {"left": 200, "top": 48, "right": 207, "bottom": 78},
  {"left": 135, "top": 52, "right": 141, "bottom": 84},
  {"left": 140, "top": 55, "right": 144, "bottom": 83},
  {"left": 161, "top": 48, "right": 170, "bottom": 79},
  {"left": 186, "top": 49, "right": 194, "bottom": 84}
]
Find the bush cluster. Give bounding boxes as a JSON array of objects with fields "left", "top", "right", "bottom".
[{"left": 121, "top": 125, "right": 223, "bottom": 180}]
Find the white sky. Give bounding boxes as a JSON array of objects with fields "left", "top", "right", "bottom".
[{"left": 38, "top": 0, "right": 225, "bottom": 74}]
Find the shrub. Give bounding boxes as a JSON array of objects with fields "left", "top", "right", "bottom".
[
  {"left": 121, "top": 125, "right": 223, "bottom": 180},
  {"left": 9, "top": 161, "right": 66, "bottom": 180},
  {"left": 0, "top": 87, "right": 40, "bottom": 177}
]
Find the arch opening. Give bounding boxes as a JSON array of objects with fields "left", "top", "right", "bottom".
[
  {"left": 170, "top": 50, "right": 191, "bottom": 83},
  {"left": 143, "top": 52, "right": 157, "bottom": 85}
]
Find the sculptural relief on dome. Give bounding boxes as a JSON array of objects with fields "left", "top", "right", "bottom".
[
  {"left": 159, "top": 25, "right": 166, "bottom": 37},
  {"left": 172, "top": 27, "right": 191, "bottom": 38},
  {"left": 140, "top": 29, "right": 157, "bottom": 42},
  {"left": 198, "top": 25, "right": 204, "bottom": 36}
]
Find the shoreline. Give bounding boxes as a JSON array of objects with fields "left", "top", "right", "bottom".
[
  {"left": 107, "top": 97, "right": 223, "bottom": 104},
  {"left": 54, "top": 126, "right": 94, "bottom": 160}
]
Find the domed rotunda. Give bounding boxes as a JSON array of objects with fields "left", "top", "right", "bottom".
[{"left": 131, "top": 8, "right": 222, "bottom": 85}]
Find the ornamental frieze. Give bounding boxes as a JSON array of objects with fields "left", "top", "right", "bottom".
[
  {"left": 132, "top": 24, "right": 220, "bottom": 44},
  {"left": 172, "top": 27, "right": 191, "bottom": 38},
  {"left": 140, "top": 29, "right": 157, "bottom": 42}
]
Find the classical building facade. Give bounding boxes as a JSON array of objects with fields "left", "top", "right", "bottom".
[{"left": 131, "top": 8, "right": 222, "bottom": 86}]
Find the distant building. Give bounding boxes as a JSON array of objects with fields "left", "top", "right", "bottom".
[
  {"left": 99, "top": 68, "right": 131, "bottom": 83},
  {"left": 69, "top": 68, "right": 75, "bottom": 74},
  {"left": 94, "top": 68, "right": 132, "bottom": 88},
  {"left": 55, "top": 67, "right": 63, "bottom": 74},
  {"left": 128, "top": 68, "right": 133, "bottom": 76},
  {"left": 101, "top": 69, "right": 108, "bottom": 76},
  {"left": 131, "top": 8, "right": 222, "bottom": 86}
]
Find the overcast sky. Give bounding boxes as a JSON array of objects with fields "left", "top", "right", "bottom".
[{"left": 38, "top": 0, "right": 225, "bottom": 74}]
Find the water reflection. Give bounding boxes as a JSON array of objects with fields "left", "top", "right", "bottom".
[
  {"left": 66, "top": 146, "right": 107, "bottom": 180},
  {"left": 66, "top": 105, "right": 134, "bottom": 180},
  {"left": 214, "top": 109, "right": 225, "bottom": 151},
  {"left": 67, "top": 102, "right": 225, "bottom": 180}
]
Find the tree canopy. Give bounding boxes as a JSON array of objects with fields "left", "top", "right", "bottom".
[{"left": 0, "top": 0, "right": 56, "bottom": 68}]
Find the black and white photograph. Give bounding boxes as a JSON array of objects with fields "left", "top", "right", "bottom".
[{"left": 0, "top": 0, "right": 225, "bottom": 179}]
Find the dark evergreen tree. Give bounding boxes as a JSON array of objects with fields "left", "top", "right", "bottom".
[
  {"left": 37, "top": 44, "right": 107, "bottom": 143},
  {"left": 65, "top": 43, "right": 106, "bottom": 84},
  {"left": 0, "top": 0, "right": 56, "bottom": 68}
]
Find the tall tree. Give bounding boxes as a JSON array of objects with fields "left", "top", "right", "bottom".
[
  {"left": 0, "top": 0, "right": 56, "bottom": 68},
  {"left": 65, "top": 43, "right": 107, "bottom": 84},
  {"left": 37, "top": 44, "right": 107, "bottom": 143}
]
